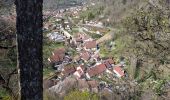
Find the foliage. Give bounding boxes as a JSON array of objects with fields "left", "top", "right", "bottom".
[
  {"left": 64, "top": 90, "right": 99, "bottom": 100},
  {"left": 80, "top": 5, "right": 104, "bottom": 20},
  {"left": 0, "top": 89, "right": 11, "bottom": 100},
  {"left": 120, "top": 3, "right": 170, "bottom": 97},
  {"left": 91, "top": 34, "right": 102, "bottom": 39},
  {"left": 43, "top": 40, "right": 64, "bottom": 66},
  {"left": 43, "top": 40, "right": 64, "bottom": 77},
  {"left": 43, "top": 0, "right": 83, "bottom": 10},
  {"left": 122, "top": 5, "right": 170, "bottom": 69},
  {"left": 153, "top": 79, "right": 165, "bottom": 95}
]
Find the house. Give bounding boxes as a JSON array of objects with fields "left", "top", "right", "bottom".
[
  {"left": 86, "top": 64, "right": 107, "bottom": 79},
  {"left": 46, "top": 32, "right": 65, "bottom": 42},
  {"left": 104, "top": 59, "right": 115, "bottom": 68},
  {"left": 84, "top": 40, "right": 97, "bottom": 51},
  {"left": 113, "top": 66, "right": 125, "bottom": 78},
  {"left": 52, "top": 48, "right": 66, "bottom": 56},
  {"left": 62, "top": 65, "right": 76, "bottom": 77},
  {"left": 80, "top": 51, "right": 91, "bottom": 62},
  {"left": 73, "top": 65, "right": 85, "bottom": 79},
  {"left": 48, "top": 54, "right": 65, "bottom": 63},
  {"left": 48, "top": 48, "right": 66, "bottom": 63},
  {"left": 74, "top": 34, "right": 83, "bottom": 47},
  {"left": 75, "top": 33, "right": 91, "bottom": 43}
]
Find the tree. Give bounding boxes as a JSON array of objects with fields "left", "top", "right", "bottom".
[
  {"left": 15, "top": 0, "right": 43, "bottom": 100},
  {"left": 64, "top": 90, "right": 99, "bottom": 100}
]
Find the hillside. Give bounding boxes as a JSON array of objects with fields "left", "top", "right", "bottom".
[
  {"left": 91, "top": 0, "right": 170, "bottom": 99},
  {"left": 0, "top": 0, "right": 170, "bottom": 100},
  {"left": 43, "top": 0, "right": 86, "bottom": 10}
]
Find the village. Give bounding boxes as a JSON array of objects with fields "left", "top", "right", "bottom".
[{"left": 43, "top": 2, "right": 128, "bottom": 96}]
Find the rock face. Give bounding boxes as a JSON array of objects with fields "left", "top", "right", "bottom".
[
  {"left": 48, "top": 76, "right": 100, "bottom": 98},
  {"left": 48, "top": 76, "right": 78, "bottom": 97}
]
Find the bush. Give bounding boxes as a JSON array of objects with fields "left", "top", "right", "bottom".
[{"left": 64, "top": 90, "right": 99, "bottom": 100}]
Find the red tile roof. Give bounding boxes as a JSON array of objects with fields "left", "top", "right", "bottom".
[
  {"left": 106, "top": 59, "right": 115, "bottom": 64},
  {"left": 63, "top": 65, "right": 76, "bottom": 76},
  {"left": 78, "top": 65, "right": 85, "bottom": 71},
  {"left": 49, "top": 54, "right": 65, "bottom": 63},
  {"left": 104, "top": 59, "right": 115, "bottom": 68},
  {"left": 49, "top": 48, "right": 66, "bottom": 63},
  {"left": 53, "top": 48, "right": 65, "bottom": 55},
  {"left": 84, "top": 41, "right": 96, "bottom": 49},
  {"left": 87, "top": 64, "right": 107, "bottom": 77},
  {"left": 81, "top": 51, "right": 90, "bottom": 61},
  {"left": 113, "top": 66, "right": 124, "bottom": 77}
]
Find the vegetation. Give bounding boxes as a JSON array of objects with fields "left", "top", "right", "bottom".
[
  {"left": 64, "top": 90, "right": 99, "bottom": 100},
  {"left": 1, "top": 0, "right": 170, "bottom": 99},
  {"left": 43, "top": 0, "right": 84, "bottom": 10},
  {"left": 111, "top": 0, "right": 170, "bottom": 98},
  {"left": 80, "top": 4, "right": 104, "bottom": 20},
  {"left": 43, "top": 40, "right": 65, "bottom": 77},
  {"left": 0, "top": 89, "right": 11, "bottom": 100}
]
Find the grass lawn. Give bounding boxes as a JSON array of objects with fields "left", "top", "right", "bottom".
[{"left": 43, "top": 67, "right": 55, "bottom": 79}]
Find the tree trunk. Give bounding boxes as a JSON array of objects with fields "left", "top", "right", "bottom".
[{"left": 15, "top": 0, "right": 43, "bottom": 100}]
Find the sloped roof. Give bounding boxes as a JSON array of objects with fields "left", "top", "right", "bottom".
[
  {"left": 53, "top": 48, "right": 65, "bottom": 55},
  {"left": 87, "top": 64, "right": 107, "bottom": 77},
  {"left": 49, "top": 48, "right": 66, "bottom": 63},
  {"left": 84, "top": 41, "right": 96, "bottom": 49},
  {"left": 81, "top": 51, "right": 90, "bottom": 61},
  {"left": 63, "top": 65, "right": 76, "bottom": 76},
  {"left": 113, "top": 66, "right": 124, "bottom": 77},
  {"left": 104, "top": 59, "right": 115, "bottom": 68},
  {"left": 77, "top": 65, "right": 85, "bottom": 71},
  {"left": 104, "top": 61, "right": 112, "bottom": 68},
  {"left": 49, "top": 54, "right": 65, "bottom": 63},
  {"left": 105, "top": 59, "right": 115, "bottom": 64}
]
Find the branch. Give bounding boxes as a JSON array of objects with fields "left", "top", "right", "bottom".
[{"left": 0, "top": 45, "right": 16, "bottom": 49}]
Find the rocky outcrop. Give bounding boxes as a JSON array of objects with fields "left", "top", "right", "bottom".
[
  {"left": 48, "top": 76, "right": 100, "bottom": 98},
  {"left": 48, "top": 76, "right": 78, "bottom": 97}
]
